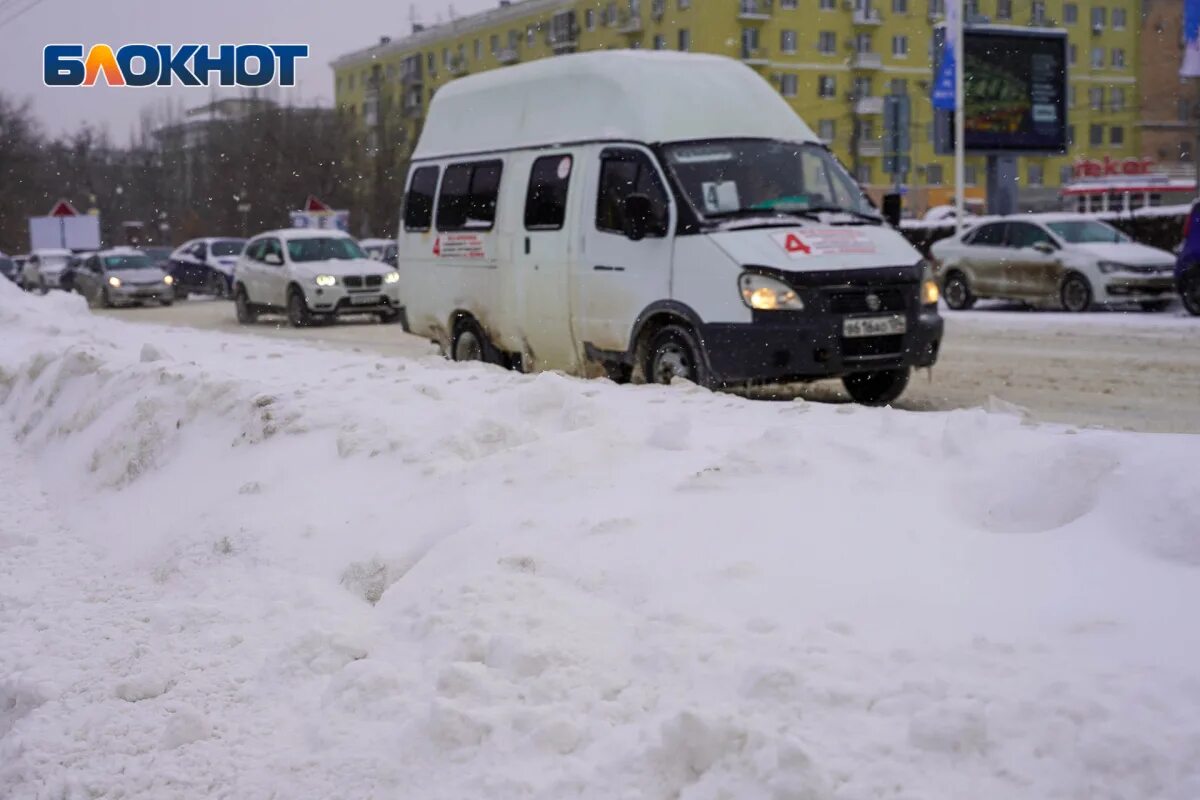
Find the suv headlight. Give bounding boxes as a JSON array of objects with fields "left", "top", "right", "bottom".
[
  {"left": 163, "top": 275, "right": 174, "bottom": 285},
  {"left": 1097, "top": 261, "right": 1129, "bottom": 274},
  {"left": 314, "top": 274, "right": 337, "bottom": 287},
  {"left": 920, "top": 260, "right": 940, "bottom": 306},
  {"left": 738, "top": 273, "right": 804, "bottom": 311},
  {"left": 384, "top": 271, "right": 400, "bottom": 284},
  {"left": 107, "top": 276, "right": 122, "bottom": 288}
]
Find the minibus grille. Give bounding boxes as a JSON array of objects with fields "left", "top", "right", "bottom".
[
  {"left": 842, "top": 334, "right": 905, "bottom": 359},
  {"left": 827, "top": 287, "right": 908, "bottom": 314}
]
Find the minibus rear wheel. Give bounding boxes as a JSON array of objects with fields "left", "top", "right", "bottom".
[{"left": 645, "top": 324, "right": 710, "bottom": 388}]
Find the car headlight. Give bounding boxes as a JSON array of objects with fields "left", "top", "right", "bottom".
[
  {"left": 1097, "top": 261, "right": 1129, "bottom": 274},
  {"left": 314, "top": 274, "right": 337, "bottom": 287},
  {"left": 384, "top": 271, "right": 400, "bottom": 284},
  {"left": 919, "top": 260, "right": 940, "bottom": 306},
  {"left": 107, "top": 276, "right": 122, "bottom": 288},
  {"left": 163, "top": 275, "right": 174, "bottom": 285},
  {"left": 738, "top": 273, "right": 803, "bottom": 311}
]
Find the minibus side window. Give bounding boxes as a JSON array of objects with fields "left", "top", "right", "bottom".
[
  {"left": 595, "top": 151, "right": 669, "bottom": 238},
  {"left": 404, "top": 166, "right": 440, "bottom": 231},
  {"left": 525, "top": 155, "right": 572, "bottom": 231},
  {"left": 436, "top": 160, "right": 504, "bottom": 232}
]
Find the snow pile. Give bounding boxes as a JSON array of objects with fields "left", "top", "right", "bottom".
[{"left": 2, "top": 280, "right": 1200, "bottom": 799}]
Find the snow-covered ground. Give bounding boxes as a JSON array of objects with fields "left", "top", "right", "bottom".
[{"left": 3, "top": 281, "right": 1200, "bottom": 799}]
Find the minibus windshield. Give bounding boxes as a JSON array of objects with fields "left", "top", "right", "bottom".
[{"left": 662, "top": 140, "right": 880, "bottom": 224}]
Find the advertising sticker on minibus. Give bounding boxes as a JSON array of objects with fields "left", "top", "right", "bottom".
[
  {"left": 433, "top": 233, "right": 487, "bottom": 259},
  {"left": 771, "top": 229, "right": 876, "bottom": 258}
]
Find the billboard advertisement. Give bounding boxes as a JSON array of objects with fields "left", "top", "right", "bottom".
[{"left": 935, "top": 26, "right": 1068, "bottom": 154}]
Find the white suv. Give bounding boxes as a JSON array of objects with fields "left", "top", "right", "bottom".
[{"left": 233, "top": 229, "right": 403, "bottom": 327}]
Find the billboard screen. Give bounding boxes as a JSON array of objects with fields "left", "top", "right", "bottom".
[{"left": 935, "top": 26, "right": 1068, "bottom": 154}]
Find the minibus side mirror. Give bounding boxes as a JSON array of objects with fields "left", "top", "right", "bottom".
[
  {"left": 622, "top": 194, "right": 654, "bottom": 242},
  {"left": 881, "top": 193, "right": 902, "bottom": 228}
]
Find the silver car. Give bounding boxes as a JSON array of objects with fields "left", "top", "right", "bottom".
[{"left": 75, "top": 249, "right": 176, "bottom": 308}]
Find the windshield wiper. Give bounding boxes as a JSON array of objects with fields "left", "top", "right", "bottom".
[
  {"left": 705, "top": 208, "right": 825, "bottom": 227},
  {"left": 801, "top": 205, "right": 885, "bottom": 225}
]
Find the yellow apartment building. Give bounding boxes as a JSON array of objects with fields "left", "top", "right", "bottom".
[{"left": 332, "top": 0, "right": 1142, "bottom": 215}]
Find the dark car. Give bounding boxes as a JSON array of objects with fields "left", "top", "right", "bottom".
[
  {"left": 1177, "top": 201, "right": 1200, "bottom": 316},
  {"left": 168, "top": 237, "right": 246, "bottom": 299},
  {"left": 0, "top": 254, "right": 17, "bottom": 283}
]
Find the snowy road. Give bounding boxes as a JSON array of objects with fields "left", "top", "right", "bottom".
[
  {"left": 98, "top": 298, "right": 1200, "bottom": 433},
  {"left": 4, "top": 285, "right": 1200, "bottom": 799}
]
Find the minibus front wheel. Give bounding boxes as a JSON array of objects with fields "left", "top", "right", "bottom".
[
  {"left": 645, "top": 324, "right": 711, "bottom": 388},
  {"left": 451, "top": 316, "right": 501, "bottom": 365},
  {"left": 842, "top": 367, "right": 910, "bottom": 406}
]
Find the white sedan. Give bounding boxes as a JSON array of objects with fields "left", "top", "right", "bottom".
[
  {"left": 930, "top": 215, "right": 1177, "bottom": 312},
  {"left": 232, "top": 229, "right": 403, "bottom": 327}
]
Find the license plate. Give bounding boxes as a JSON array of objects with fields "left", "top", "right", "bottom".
[
  {"left": 842, "top": 314, "right": 907, "bottom": 338},
  {"left": 350, "top": 295, "right": 379, "bottom": 305}
]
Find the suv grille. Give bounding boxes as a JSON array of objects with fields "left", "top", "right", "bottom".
[
  {"left": 343, "top": 276, "right": 363, "bottom": 288},
  {"left": 365, "top": 275, "right": 382, "bottom": 288}
]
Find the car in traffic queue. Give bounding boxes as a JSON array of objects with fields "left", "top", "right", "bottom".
[
  {"left": 1176, "top": 201, "right": 1200, "bottom": 316},
  {"left": 931, "top": 215, "right": 1178, "bottom": 312},
  {"left": 11, "top": 255, "right": 30, "bottom": 288},
  {"left": 359, "top": 238, "right": 399, "bottom": 266},
  {"left": 232, "top": 229, "right": 403, "bottom": 327},
  {"left": 74, "top": 248, "right": 176, "bottom": 308},
  {"left": 22, "top": 248, "right": 73, "bottom": 293},
  {"left": 167, "top": 237, "right": 246, "bottom": 299},
  {"left": 396, "top": 51, "right": 942, "bottom": 405},
  {"left": 59, "top": 250, "right": 97, "bottom": 294},
  {"left": 0, "top": 253, "right": 18, "bottom": 284}
]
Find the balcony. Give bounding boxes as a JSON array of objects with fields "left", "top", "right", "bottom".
[
  {"left": 549, "top": 32, "right": 579, "bottom": 52},
  {"left": 853, "top": 8, "right": 883, "bottom": 24},
  {"left": 854, "top": 95, "right": 884, "bottom": 114},
  {"left": 850, "top": 51, "right": 883, "bottom": 70},
  {"left": 401, "top": 71, "right": 423, "bottom": 86},
  {"left": 496, "top": 47, "right": 519, "bottom": 64},
  {"left": 617, "top": 13, "right": 643, "bottom": 34},
  {"left": 448, "top": 58, "right": 469, "bottom": 77},
  {"left": 857, "top": 140, "right": 883, "bottom": 157},
  {"left": 740, "top": 46, "right": 770, "bottom": 66},
  {"left": 737, "top": 0, "right": 772, "bottom": 20}
]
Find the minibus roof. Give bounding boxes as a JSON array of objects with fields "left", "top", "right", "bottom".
[{"left": 412, "top": 51, "right": 820, "bottom": 161}]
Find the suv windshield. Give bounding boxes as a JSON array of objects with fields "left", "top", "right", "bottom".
[
  {"left": 103, "top": 255, "right": 153, "bottom": 270},
  {"left": 662, "top": 139, "right": 880, "bottom": 223},
  {"left": 211, "top": 239, "right": 246, "bottom": 257},
  {"left": 1046, "top": 220, "right": 1128, "bottom": 244},
  {"left": 286, "top": 237, "right": 365, "bottom": 262}
]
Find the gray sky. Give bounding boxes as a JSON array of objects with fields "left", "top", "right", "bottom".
[{"left": 0, "top": 0, "right": 496, "bottom": 139}]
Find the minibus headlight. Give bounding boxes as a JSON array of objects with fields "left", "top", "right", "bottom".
[
  {"left": 384, "top": 271, "right": 400, "bottom": 284},
  {"left": 314, "top": 274, "right": 337, "bottom": 287},
  {"left": 739, "top": 273, "right": 804, "bottom": 311},
  {"left": 919, "top": 260, "right": 940, "bottom": 306},
  {"left": 163, "top": 275, "right": 174, "bottom": 286}
]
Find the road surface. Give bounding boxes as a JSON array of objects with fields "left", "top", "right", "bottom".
[{"left": 97, "top": 298, "right": 1200, "bottom": 434}]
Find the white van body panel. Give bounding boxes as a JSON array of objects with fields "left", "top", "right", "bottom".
[
  {"left": 709, "top": 226, "right": 923, "bottom": 274},
  {"left": 670, "top": 236, "right": 754, "bottom": 326}
]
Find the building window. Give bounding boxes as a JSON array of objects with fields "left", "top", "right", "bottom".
[
  {"left": 890, "top": 78, "right": 908, "bottom": 95},
  {"left": 403, "top": 166, "right": 440, "bottom": 231},
  {"left": 818, "top": 75, "right": 836, "bottom": 97},
  {"left": 819, "top": 0, "right": 835, "bottom": 9},
  {"left": 1091, "top": 6, "right": 1106, "bottom": 29},
  {"left": 892, "top": 0, "right": 908, "bottom": 12},
  {"left": 781, "top": 0, "right": 797, "bottom": 7},
  {"left": 818, "top": 31, "right": 836, "bottom": 54},
  {"left": 1111, "top": 87, "right": 1125, "bottom": 111},
  {"left": 964, "top": 164, "right": 978, "bottom": 185},
  {"left": 427, "top": 52, "right": 435, "bottom": 74},
  {"left": 1089, "top": 124, "right": 1103, "bottom": 146},
  {"left": 1067, "top": 124, "right": 1075, "bottom": 145},
  {"left": 926, "top": 164, "right": 944, "bottom": 185},
  {"left": 1060, "top": 165, "right": 1074, "bottom": 185},
  {"left": 1031, "top": 1, "right": 1045, "bottom": 25},
  {"left": 892, "top": 35, "right": 908, "bottom": 57},
  {"left": 678, "top": 29, "right": 691, "bottom": 51},
  {"left": 855, "top": 33, "right": 873, "bottom": 53},
  {"left": 1111, "top": 126, "right": 1124, "bottom": 146},
  {"left": 1090, "top": 47, "right": 1104, "bottom": 69},
  {"left": 652, "top": 0, "right": 666, "bottom": 17},
  {"left": 781, "top": 73, "right": 798, "bottom": 96},
  {"left": 1112, "top": 49, "right": 1125, "bottom": 69},
  {"left": 996, "top": 0, "right": 1011, "bottom": 19},
  {"left": 524, "top": 155, "right": 572, "bottom": 231},
  {"left": 436, "top": 161, "right": 503, "bottom": 232},
  {"left": 1112, "top": 7, "right": 1126, "bottom": 29},
  {"left": 678, "top": 0, "right": 691, "bottom": 7},
  {"left": 781, "top": 30, "right": 797, "bottom": 53},
  {"left": 585, "top": 9, "right": 596, "bottom": 30},
  {"left": 527, "top": 26, "right": 536, "bottom": 46},
  {"left": 818, "top": 119, "right": 836, "bottom": 141},
  {"left": 1180, "top": 97, "right": 1193, "bottom": 121},
  {"left": 1068, "top": 44, "right": 1077, "bottom": 65},
  {"left": 653, "top": 34, "right": 666, "bottom": 50},
  {"left": 853, "top": 76, "right": 873, "bottom": 98},
  {"left": 1064, "top": 3, "right": 1077, "bottom": 24},
  {"left": 928, "top": 0, "right": 945, "bottom": 15},
  {"left": 1028, "top": 163, "right": 1044, "bottom": 186},
  {"left": 856, "top": 165, "right": 872, "bottom": 184},
  {"left": 1089, "top": 87, "right": 1103, "bottom": 110}
]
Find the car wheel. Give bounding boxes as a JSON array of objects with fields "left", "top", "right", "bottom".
[
  {"left": 1138, "top": 299, "right": 1171, "bottom": 312},
  {"left": 160, "top": 299, "right": 174, "bottom": 308},
  {"left": 378, "top": 308, "right": 402, "bottom": 324},
  {"left": 942, "top": 271, "right": 976, "bottom": 310},
  {"left": 1179, "top": 272, "right": 1200, "bottom": 317},
  {"left": 451, "top": 317, "right": 495, "bottom": 363},
  {"left": 97, "top": 286, "right": 112, "bottom": 308},
  {"left": 234, "top": 286, "right": 258, "bottom": 324},
  {"left": 208, "top": 272, "right": 228, "bottom": 299},
  {"left": 287, "top": 287, "right": 313, "bottom": 328},
  {"left": 645, "top": 324, "right": 710, "bottom": 387},
  {"left": 842, "top": 367, "right": 911, "bottom": 406},
  {"left": 1060, "top": 273, "right": 1093, "bottom": 313}
]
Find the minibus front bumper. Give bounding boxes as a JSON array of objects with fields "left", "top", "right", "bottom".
[{"left": 699, "top": 308, "right": 943, "bottom": 385}]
